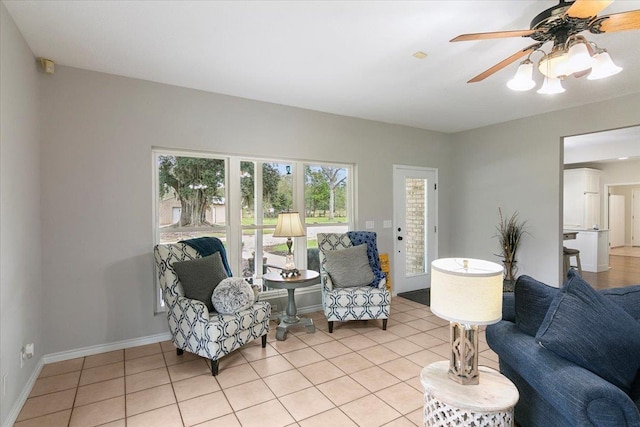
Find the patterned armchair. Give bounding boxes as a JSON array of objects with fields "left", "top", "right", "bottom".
[
  {"left": 154, "top": 243, "right": 270, "bottom": 375},
  {"left": 317, "top": 233, "right": 391, "bottom": 333}
]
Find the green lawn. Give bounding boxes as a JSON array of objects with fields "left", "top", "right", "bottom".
[{"left": 241, "top": 216, "right": 346, "bottom": 226}]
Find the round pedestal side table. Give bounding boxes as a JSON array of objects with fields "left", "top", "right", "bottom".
[
  {"left": 263, "top": 270, "right": 320, "bottom": 341},
  {"left": 420, "top": 360, "right": 519, "bottom": 427}
]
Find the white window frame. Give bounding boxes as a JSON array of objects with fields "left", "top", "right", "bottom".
[{"left": 153, "top": 148, "right": 354, "bottom": 313}]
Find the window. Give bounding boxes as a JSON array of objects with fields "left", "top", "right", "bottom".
[
  {"left": 304, "top": 164, "right": 350, "bottom": 273},
  {"left": 153, "top": 150, "right": 354, "bottom": 311}
]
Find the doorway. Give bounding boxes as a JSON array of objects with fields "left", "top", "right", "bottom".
[
  {"left": 392, "top": 165, "right": 437, "bottom": 294},
  {"left": 563, "top": 125, "right": 640, "bottom": 288}
]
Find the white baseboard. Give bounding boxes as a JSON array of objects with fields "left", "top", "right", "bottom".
[
  {"left": 297, "top": 304, "right": 323, "bottom": 314},
  {"left": 2, "top": 331, "right": 171, "bottom": 427},
  {"left": 43, "top": 332, "right": 172, "bottom": 364},
  {"left": 2, "top": 359, "right": 44, "bottom": 427}
]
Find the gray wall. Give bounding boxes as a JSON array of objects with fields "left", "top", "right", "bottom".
[
  {"left": 450, "top": 93, "right": 640, "bottom": 286},
  {"left": 39, "top": 65, "right": 453, "bottom": 355},
  {"left": 0, "top": 4, "right": 43, "bottom": 424}
]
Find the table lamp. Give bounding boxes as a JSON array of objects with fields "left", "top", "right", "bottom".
[
  {"left": 430, "top": 258, "right": 503, "bottom": 385},
  {"left": 273, "top": 211, "right": 305, "bottom": 277}
]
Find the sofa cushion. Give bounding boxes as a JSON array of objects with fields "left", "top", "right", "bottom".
[
  {"left": 536, "top": 270, "right": 640, "bottom": 392},
  {"left": 515, "top": 275, "right": 558, "bottom": 336},
  {"left": 324, "top": 244, "right": 374, "bottom": 288},
  {"left": 601, "top": 285, "right": 640, "bottom": 321},
  {"left": 212, "top": 277, "right": 256, "bottom": 314},
  {"left": 173, "top": 252, "right": 228, "bottom": 312}
]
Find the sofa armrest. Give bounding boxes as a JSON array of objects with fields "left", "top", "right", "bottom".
[
  {"left": 502, "top": 292, "right": 515, "bottom": 322},
  {"left": 487, "top": 321, "right": 640, "bottom": 427}
]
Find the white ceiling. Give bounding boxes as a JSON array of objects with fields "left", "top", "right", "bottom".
[
  {"left": 564, "top": 125, "right": 640, "bottom": 164},
  {"left": 4, "top": 0, "right": 640, "bottom": 133}
]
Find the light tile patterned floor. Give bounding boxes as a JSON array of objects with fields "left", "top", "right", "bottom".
[{"left": 14, "top": 297, "right": 499, "bottom": 427}]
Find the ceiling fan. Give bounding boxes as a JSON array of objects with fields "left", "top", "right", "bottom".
[{"left": 451, "top": 0, "right": 640, "bottom": 92}]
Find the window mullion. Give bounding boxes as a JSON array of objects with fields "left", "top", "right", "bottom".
[
  {"left": 255, "top": 162, "right": 264, "bottom": 277},
  {"left": 228, "top": 157, "right": 242, "bottom": 275},
  {"left": 293, "top": 162, "right": 307, "bottom": 269}
]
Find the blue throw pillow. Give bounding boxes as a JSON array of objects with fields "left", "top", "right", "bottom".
[
  {"left": 346, "top": 231, "right": 385, "bottom": 287},
  {"left": 535, "top": 270, "right": 640, "bottom": 392},
  {"left": 514, "top": 275, "right": 558, "bottom": 336}
]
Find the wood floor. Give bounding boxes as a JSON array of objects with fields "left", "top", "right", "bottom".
[
  {"left": 581, "top": 255, "right": 640, "bottom": 290},
  {"left": 609, "top": 246, "right": 640, "bottom": 257}
]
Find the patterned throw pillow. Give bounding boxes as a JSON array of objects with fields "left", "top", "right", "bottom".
[
  {"left": 324, "top": 244, "right": 375, "bottom": 288},
  {"left": 173, "top": 252, "right": 228, "bottom": 312},
  {"left": 212, "top": 277, "right": 256, "bottom": 314}
]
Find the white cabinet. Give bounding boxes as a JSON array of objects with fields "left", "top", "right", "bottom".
[
  {"left": 563, "top": 168, "right": 601, "bottom": 230},
  {"left": 565, "top": 230, "right": 610, "bottom": 272}
]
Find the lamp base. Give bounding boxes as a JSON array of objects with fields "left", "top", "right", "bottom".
[
  {"left": 280, "top": 268, "right": 300, "bottom": 278},
  {"left": 447, "top": 322, "right": 479, "bottom": 385}
]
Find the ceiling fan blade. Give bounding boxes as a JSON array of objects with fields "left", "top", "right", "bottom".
[
  {"left": 468, "top": 43, "right": 543, "bottom": 83},
  {"left": 593, "top": 9, "right": 640, "bottom": 33},
  {"left": 450, "top": 29, "right": 537, "bottom": 42},
  {"left": 564, "top": 0, "right": 613, "bottom": 19}
]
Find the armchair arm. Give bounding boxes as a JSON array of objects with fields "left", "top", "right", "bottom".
[
  {"left": 322, "top": 273, "right": 334, "bottom": 291},
  {"left": 164, "top": 290, "right": 210, "bottom": 338},
  {"left": 487, "top": 321, "right": 640, "bottom": 427},
  {"left": 174, "top": 295, "right": 210, "bottom": 322}
]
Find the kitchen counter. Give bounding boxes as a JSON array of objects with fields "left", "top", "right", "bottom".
[{"left": 564, "top": 229, "right": 609, "bottom": 273}]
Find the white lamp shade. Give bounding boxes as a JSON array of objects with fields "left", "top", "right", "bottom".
[
  {"left": 430, "top": 258, "right": 503, "bottom": 325},
  {"left": 538, "top": 49, "right": 570, "bottom": 78},
  {"left": 507, "top": 61, "right": 535, "bottom": 91},
  {"left": 537, "top": 76, "right": 565, "bottom": 94},
  {"left": 273, "top": 212, "right": 305, "bottom": 237},
  {"left": 567, "top": 41, "right": 595, "bottom": 73},
  {"left": 588, "top": 51, "right": 622, "bottom": 80}
]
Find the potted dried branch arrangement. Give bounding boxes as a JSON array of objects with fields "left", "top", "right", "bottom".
[{"left": 495, "top": 208, "right": 528, "bottom": 292}]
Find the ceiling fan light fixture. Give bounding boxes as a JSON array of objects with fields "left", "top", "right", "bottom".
[
  {"left": 567, "top": 39, "right": 595, "bottom": 73},
  {"left": 587, "top": 50, "right": 623, "bottom": 80},
  {"left": 507, "top": 60, "right": 536, "bottom": 91},
  {"left": 537, "top": 76, "right": 565, "bottom": 95},
  {"left": 538, "top": 48, "right": 570, "bottom": 79}
]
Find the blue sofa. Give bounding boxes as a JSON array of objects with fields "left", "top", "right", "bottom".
[{"left": 487, "top": 275, "right": 640, "bottom": 427}]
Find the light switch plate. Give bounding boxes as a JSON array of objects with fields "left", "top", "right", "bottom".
[{"left": 365, "top": 221, "right": 375, "bottom": 229}]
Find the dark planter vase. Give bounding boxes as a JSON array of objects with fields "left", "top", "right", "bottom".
[
  {"left": 503, "top": 279, "right": 516, "bottom": 292},
  {"left": 502, "top": 260, "right": 518, "bottom": 292}
]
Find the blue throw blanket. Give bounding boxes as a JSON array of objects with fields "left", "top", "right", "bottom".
[
  {"left": 346, "top": 231, "right": 386, "bottom": 287},
  {"left": 180, "top": 237, "right": 233, "bottom": 276}
]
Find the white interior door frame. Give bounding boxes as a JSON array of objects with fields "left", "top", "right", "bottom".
[{"left": 604, "top": 182, "right": 640, "bottom": 247}]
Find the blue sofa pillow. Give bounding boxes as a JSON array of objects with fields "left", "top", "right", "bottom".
[
  {"left": 535, "top": 270, "right": 640, "bottom": 392},
  {"left": 515, "top": 275, "right": 558, "bottom": 336},
  {"left": 601, "top": 285, "right": 640, "bottom": 321}
]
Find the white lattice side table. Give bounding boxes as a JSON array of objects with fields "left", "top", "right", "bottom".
[{"left": 420, "top": 361, "right": 519, "bottom": 427}]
